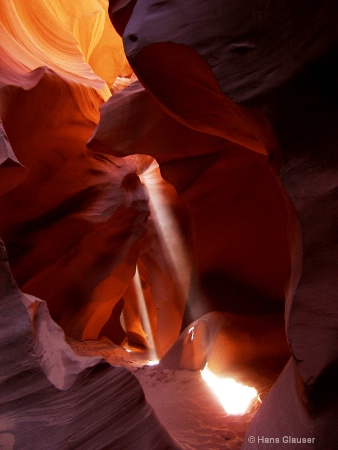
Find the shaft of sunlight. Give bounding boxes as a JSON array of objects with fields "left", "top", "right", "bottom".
[
  {"left": 140, "top": 162, "right": 191, "bottom": 301},
  {"left": 134, "top": 265, "right": 158, "bottom": 362}
]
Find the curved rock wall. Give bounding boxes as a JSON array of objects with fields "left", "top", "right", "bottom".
[
  {"left": 0, "top": 239, "right": 180, "bottom": 449},
  {"left": 1, "top": 0, "right": 338, "bottom": 448},
  {"left": 0, "top": 0, "right": 187, "bottom": 351},
  {"left": 107, "top": 1, "right": 337, "bottom": 448}
]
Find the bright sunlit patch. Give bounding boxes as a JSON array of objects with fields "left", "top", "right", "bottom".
[
  {"left": 201, "top": 364, "right": 258, "bottom": 415},
  {"left": 188, "top": 326, "right": 195, "bottom": 341},
  {"left": 147, "top": 360, "right": 159, "bottom": 366}
]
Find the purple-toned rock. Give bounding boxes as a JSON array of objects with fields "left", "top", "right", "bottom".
[{"left": 0, "top": 238, "right": 180, "bottom": 449}]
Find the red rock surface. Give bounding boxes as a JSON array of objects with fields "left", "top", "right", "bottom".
[
  {"left": 0, "top": 68, "right": 149, "bottom": 342},
  {"left": 1, "top": 0, "right": 338, "bottom": 448}
]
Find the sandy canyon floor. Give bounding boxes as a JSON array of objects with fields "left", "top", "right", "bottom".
[{"left": 69, "top": 337, "right": 270, "bottom": 450}]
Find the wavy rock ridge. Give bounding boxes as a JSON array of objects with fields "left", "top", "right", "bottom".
[{"left": 1, "top": 0, "right": 338, "bottom": 448}]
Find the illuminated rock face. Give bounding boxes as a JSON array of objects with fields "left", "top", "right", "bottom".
[
  {"left": 1, "top": 0, "right": 338, "bottom": 448},
  {"left": 0, "top": 69, "right": 150, "bottom": 342},
  {"left": 0, "top": 0, "right": 187, "bottom": 353},
  {"left": 0, "top": 3, "right": 189, "bottom": 446}
]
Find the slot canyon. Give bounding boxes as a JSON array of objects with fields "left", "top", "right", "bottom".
[{"left": 0, "top": 1, "right": 337, "bottom": 449}]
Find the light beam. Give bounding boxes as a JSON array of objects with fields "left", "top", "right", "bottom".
[
  {"left": 140, "top": 161, "right": 191, "bottom": 300},
  {"left": 133, "top": 265, "right": 158, "bottom": 362}
]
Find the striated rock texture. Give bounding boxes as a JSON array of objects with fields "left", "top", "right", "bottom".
[
  {"left": 0, "top": 0, "right": 189, "bottom": 354},
  {"left": 0, "top": 0, "right": 129, "bottom": 91},
  {"left": 0, "top": 238, "right": 180, "bottom": 449},
  {"left": 1, "top": 0, "right": 338, "bottom": 448},
  {"left": 93, "top": 2, "right": 299, "bottom": 388},
  {"left": 0, "top": 4, "right": 188, "bottom": 446},
  {"left": 0, "top": 67, "right": 148, "bottom": 341},
  {"left": 95, "top": 0, "right": 338, "bottom": 448}
]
